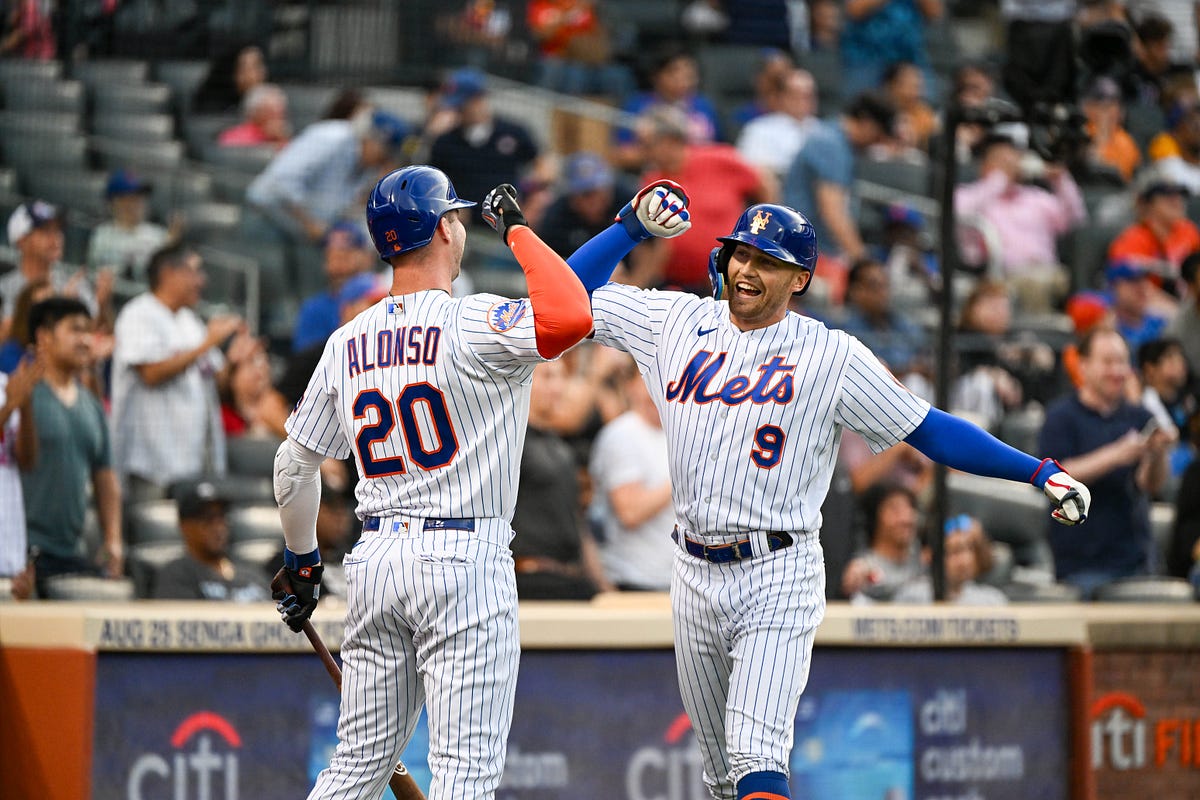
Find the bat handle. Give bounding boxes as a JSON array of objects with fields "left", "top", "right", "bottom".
[{"left": 302, "top": 620, "right": 342, "bottom": 690}]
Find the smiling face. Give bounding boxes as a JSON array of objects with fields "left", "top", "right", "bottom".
[{"left": 725, "top": 243, "right": 810, "bottom": 330}]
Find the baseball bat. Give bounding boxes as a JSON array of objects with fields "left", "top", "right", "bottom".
[{"left": 301, "top": 621, "right": 427, "bottom": 800}]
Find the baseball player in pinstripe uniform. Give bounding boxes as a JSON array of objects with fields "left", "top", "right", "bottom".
[
  {"left": 568, "top": 186, "right": 1093, "bottom": 800},
  {"left": 270, "top": 165, "right": 601, "bottom": 799}
]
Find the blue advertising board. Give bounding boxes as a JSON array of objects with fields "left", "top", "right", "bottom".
[{"left": 94, "top": 648, "right": 1066, "bottom": 799}]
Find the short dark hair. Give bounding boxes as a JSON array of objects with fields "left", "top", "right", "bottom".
[
  {"left": 972, "top": 131, "right": 1017, "bottom": 160},
  {"left": 881, "top": 60, "right": 918, "bottom": 86},
  {"left": 844, "top": 91, "right": 896, "bottom": 136},
  {"left": 28, "top": 296, "right": 90, "bottom": 336},
  {"left": 1136, "top": 14, "right": 1174, "bottom": 44},
  {"left": 860, "top": 482, "right": 916, "bottom": 546},
  {"left": 147, "top": 241, "right": 196, "bottom": 289},
  {"left": 1137, "top": 336, "right": 1184, "bottom": 370},
  {"left": 847, "top": 256, "right": 885, "bottom": 289},
  {"left": 1077, "top": 325, "right": 1123, "bottom": 358}
]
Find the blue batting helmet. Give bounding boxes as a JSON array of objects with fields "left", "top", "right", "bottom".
[
  {"left": 709, "top": 203, "right": 818, "bottom": 296},
  {"left": 366, "top": 166, "right": 476, "bottom": 260}
]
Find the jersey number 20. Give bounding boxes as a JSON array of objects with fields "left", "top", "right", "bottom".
[{"left": 353, "top": 385, "right": 459, "bottom": 477}]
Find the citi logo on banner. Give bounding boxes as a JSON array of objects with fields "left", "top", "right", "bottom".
[
  {"left": 1092, "top": 692, "right": 1200, "bottom": 771},
  {"left": 126, "top": 711, "right": 241, "bottom": 800},
  {"left": 626, "top": 712, "right": 708, "bottom": 800}
]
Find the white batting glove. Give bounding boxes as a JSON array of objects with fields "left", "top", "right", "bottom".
[
  {"left": 1035, "top": 459, "right": 1091, "bottom": 526},
  {"left": 616, "top": 180, "right": 691, "bottom": 241}
]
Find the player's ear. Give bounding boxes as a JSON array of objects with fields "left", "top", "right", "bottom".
[{"left": 792, "top": 270, "right": 811, "bottom": 295}]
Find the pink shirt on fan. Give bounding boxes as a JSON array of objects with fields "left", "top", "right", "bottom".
[{"left": 954, "top": 169, "right": 1087, "bottom": 276}]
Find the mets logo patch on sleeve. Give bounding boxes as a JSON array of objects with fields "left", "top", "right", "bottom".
[{"left": 488, "top": 299, "right": 527, "bottom": 332}]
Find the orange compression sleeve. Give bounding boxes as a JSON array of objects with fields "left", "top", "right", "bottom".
[{"left": 507, "top": 225, "right": 594, "bottom": 359}]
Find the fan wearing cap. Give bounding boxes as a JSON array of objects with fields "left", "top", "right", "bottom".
[
  {"left": 1105, "top": 260, "right": 1172, "bottom": 353},
  {"left": 247, "top": 108, "right": 411, "bottom": 243},
  {"left": 150, "top": 478, "right": 271, "bottom": 601},
  {"left": 428, "top": 67, "right": 544, "bottom": 211},
  {"left": 538, "top": 151, "right": 633, "bottom": 257},
  {"left": 1082, "top": 76, "right": 1141, "bottom": 182},
  {"left": 0, "top": 201, "right": 97, "bottom": 336},
  {"left": 86, "top": 170, "right": 170, "bottom": 281},
  {"left": 290, "top": 222, "right": 373, "bottom": 353},
  {"left": 1148, "top": 84, "right": 1200, "bottom": 193},
  {"left": 1108, "top": 169, "right": 1200, "bottom": 286}
]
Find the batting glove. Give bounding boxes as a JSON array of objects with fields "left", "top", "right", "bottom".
[
  {"left": 616, "top": 180, "right": 691, "bottom": 242},
  {"left": 481, "top": 183, "right": 527, "bottom": 244},
  {"left": 271, "top": 552, "right": 323, "bottom": 633},
  {"left": 1034, "top": 458, "right": 1091, "bottom": 526}
]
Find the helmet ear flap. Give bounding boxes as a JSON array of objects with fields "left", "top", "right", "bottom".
[{"left": 707, "top": 247, "right": 725, "bottom": 300}]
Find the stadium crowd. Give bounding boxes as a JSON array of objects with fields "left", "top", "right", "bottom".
[{"left": 2, "top": 0, "right": 1200, "bottom": 606}]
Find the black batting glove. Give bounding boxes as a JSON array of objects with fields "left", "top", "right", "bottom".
[
  {"left": 481, "top": 183, "right": 527, "bottom": 244},
  {"left": 271, "top": 562, "right": 323, "bottom": 633}
]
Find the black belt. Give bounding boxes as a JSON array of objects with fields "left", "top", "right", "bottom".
[
  {"left": 362, "top": 517, "right": 475, "bottom": 533},
  {"left": 672, "top": 527, "right": 795, "bottom": 564}
]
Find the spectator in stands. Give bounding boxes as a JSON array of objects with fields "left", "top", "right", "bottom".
[
  {"left": 19, "top": 298, "right": 122, "bottom": 597},
  {"left": 1107, "top": 261, "right": 1173, "bottom": 353},
  {"left": 1082, "top": 76, "right": 1142, "bottom": 182},
  {"left": 194, "top": 44, "right": 267, "bottom": 114},
  {"left": 217, "top": 83, "right": 292, "bottom": 148},
  {"left": 0, "top": 279, "right": 49, "bottom": 374},
  {"left": 511, "top": 360, "right": 612, "bottom": 599},
  {"left": 946, "top": 60, "right": 998, "bottom": 160},
  {"left": 280, "top": 272, "right": 389, "bottom": 407},
  {"left": 0, "top": 356, "right": 38, "bottom": 599},
  {"left": 639, "top": 107, "right": 777, "bottom": 295},
  {"left": 736, "top": 68, "right": 818, "bottom": 178},
  {"left": 0, "top": 202, "right": 97, "bottom": 335},
  {"left": 839, "top": 0, "right": 942, "bottom": 100},
  {"left": 720, "top": 0, "right": 793, "bottom": 50},
  {"left": 1137, "top": 337, "right": 1191, "bottom": 470},
  {"left": 0, "top": 0, "right": 56, "bottom": 60},
  {"left": 876, "top": 203, "right": 938, "bottom": 304},
  {"left": 1166, "top": 251, "right": 1200, "bottom": 371},
  {"left": 613, "top": 47, "right": 722, "bottom": 171},
  {"left": 1132, "top": 13, "right": 1180, "bottom": 106},
  {"left": 1146, "top": 83, "right": 1200, "bottom": 192},
  {"left": 87, "top": 170, "right": 171, "bottom": 282},
  {"left": 527, "top": 0, "right": 632, "bottom": 98},
  {"left": 1063, "top": 290, "right": 1117, "bottom": 388},
  {"left": 1108, "top": 170, "right": 1200, "bottom": 285},
  {"left": 831, "top": 257, "right": 927, "bottom": 376},
  {"left": 837, "top": 429, "right": 932, "bottom": 498},
  {"left": 841, "top": 482, "right": 925, "bottom": 602},
  {"left": 784, "top": 92, "right": 896, "bottom": 267},
  {"left": 1168, "top": 410, "right": 1200, "bottom": 584},
  {"left": 538, "top": 151, "right": 633, "bottom": 260},
  {"left": 731, "top": 48, "right": 794, "bottom": 127},
  {"left": 807, "top": 0, "right": 842, "bottom": 51},
  {"left": 891, "top": 515, "right": 1008, "bottom": 604},
  {"left": 291, "top": 223, "right": 372, "bottom": 353},
  {"left": 429, "top": 68, "right": 543, "bottom": 207},
  {"left": 150, "top": 478, "right": 271, "bottom": 601},
  {"left": 1038, "top": 326, "right": 1172, "bottom": 597},
  {"left": 881, "top": 60, "right": 937, "bottom": 152},
  {"left": 219, "top": 334, "right": 289, "bottom": 440},
  {"left": 247, "top": 109, "right": 409, "bottom": 245},
  {"left": 589, "top": 355, "right": 674, "bottom": 591},
  {"left": 953, "top": 133, "right": 1087, "bottom": 312},
  {"left": 110, "top": 244, "right": 244, "bottom": 501}
]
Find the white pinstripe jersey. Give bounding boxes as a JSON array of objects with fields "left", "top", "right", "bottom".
[
  {"left": 287, "top": 289, "right": 546, "bottom": 522},
  {"left": 591, "top": 283, "right": 931, "bottom": 535}
]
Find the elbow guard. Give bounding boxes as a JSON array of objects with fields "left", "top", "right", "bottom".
[{"left": 273, "top": 438, "right": 323, "bottom": 507}]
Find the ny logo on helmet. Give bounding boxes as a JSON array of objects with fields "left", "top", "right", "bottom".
[{"left": 749, "top": 210, "right": 772, "bottom": 234}]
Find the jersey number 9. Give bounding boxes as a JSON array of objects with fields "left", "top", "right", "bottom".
[
  {"left": 750, "top": 424, "right": 785, "bottom": 469},
  {"left": 353, "top": 384, "right": 459, "bottom": 477}
]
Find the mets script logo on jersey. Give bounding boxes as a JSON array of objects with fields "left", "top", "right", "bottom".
[
  {"left": 665, "top": 351, "right": 796, "bottom": 405},
  {"left": 749, "top": 209, "right": 772, "bottom": 234},
  {"left": 488, "top": 299, "right": 527, "bottom": 332}
]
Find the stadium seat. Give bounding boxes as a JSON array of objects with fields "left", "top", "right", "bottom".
[
  {"left": 92, "top": 112, "right": 175, "bottom": 143},
  {"left": 1, "top": 132, "right": 89, "bottom": 172},
  {"left": 182, "top": 113, "right": 239, "bottom": 159},
  {"left": 278, "top": 84, "right": 339, "bottom": 129},
  {"left": 42, "top": 575, "right": 136, "bottom": 601},
  {"left": 232, "top": 539, "right": 279, "bottom": 570},
  {"left": 855, "top": 155, "right": 933, "bottom": 198},
  {"left": 154, "top": 60, "right": 211, "bottom": 110},
  {"left": 2, "top": 78, "right": 85, "bottom": 114},
  {"left": 947, "top": 472, "right": 1051, "bottom": 568},
  {"left": 25, "top": 169, "right": 109, "bottom": 217},
  {"left": 1124, "top": 102, "right": 1166, "bottom": 155},
  {"left": 227, "top": 435, "right": 285, "bottom": 477},
  {"left": 127, "top": 499, "right": 181, "bottom": 544},
  {"left": 92, "top": 137, "right": 185, "bottom": 172},
  {"left": 696, "top": 44, "right": 764, "bottom": 109},
  {"left": 72, "top": 59, "right": 150, "bottom": 88},
  {"left": 204, "top": 143, "right": 278, "bottom": 173},
  {"left": 146, "top": 167, "right": 215, "bottom": 219},
  {"left": 980, "top": 541, "right": 1015, "bottom": 587},
  {"left": 0, "top": 59, "right": 61, "bottom": 82},
  {"left": 797, "top": 48, "right": 843, "bottom": 114},
  {"left": 1002, "top": 580, "right": 1082, "bottom": 603},
  {"left": 91, "top": 82, "right": 172, "bottom": 115},
  {"left": 0, "top": 109, "right": 81, "bottom": 136},
  {"left": 228, "top": 504, "right": 284, "bottom": 543},
  {"left": 1093, "top": 576, "right": 1195, "bottom": 603},
  {"left": 996, "top": 406, "right": 1045, "bottom": 455},
  {"left": 182, "top": 201, "right": 242, "bottom": 242}
]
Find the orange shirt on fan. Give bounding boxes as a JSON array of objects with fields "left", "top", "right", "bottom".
[
  {"left": 528, "top": 0, "right": 599, "bottom": 58},
  {"left": 1108, "top": 218, "right": 1200, "bottom": 274}
]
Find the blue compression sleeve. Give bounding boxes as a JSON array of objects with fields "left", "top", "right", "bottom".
[
  {"left": 566, "top": 222, "right": 640, "bottom": 293},
  {"left": 905, "top": 407, "right": 1049, "bottom": 488}
]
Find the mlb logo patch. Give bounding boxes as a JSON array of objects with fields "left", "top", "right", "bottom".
[
  {"left": 387, "top": 300, "right": 403, "bottom": 315},
  {"left": 487, "top": 299, "right": 527, "bottom": 332}
]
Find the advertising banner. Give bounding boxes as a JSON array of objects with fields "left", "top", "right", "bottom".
[{"left": 95, "top": 647, "right": 1067, "bottom": 799}]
